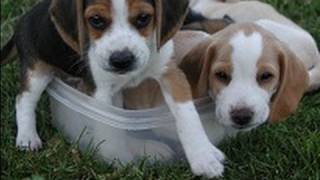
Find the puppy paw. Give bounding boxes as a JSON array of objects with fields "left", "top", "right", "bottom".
[
  {"left": 16, "top": 132, "right": 42, "bottom": 151},
  {"left": 188, "top": 145, "right": 225, "bottom": 178}
]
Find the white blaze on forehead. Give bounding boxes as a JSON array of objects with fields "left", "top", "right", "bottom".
[
  {"left": 229, "top": 31, "right": 263, "bottom": 80},
  {"left": 215, "top": 31, "right": 270, "bottom": 129},
  {"left": 112, "top": 0, "right": 129, "bottom": 26}
]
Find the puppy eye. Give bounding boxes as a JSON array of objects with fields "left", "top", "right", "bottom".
[
  {"left": 258, "top": 72, "right": 274, "bottom": 83},
  {"left": 215, "top": 71, "right": 231, "bottom": 84},
  {"left": 88, "top": 15, "right": 108, "bottom": 30},
  {"left": 134, "top": 13, "right": 152, "bottom": 29}
]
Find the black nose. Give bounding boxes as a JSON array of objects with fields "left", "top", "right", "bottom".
[
  {"left": 109, "top": 49, "right": 136, "bottom": 73},
  {"left": 231, "top": 108, "right": 254, "bottom": 126}
]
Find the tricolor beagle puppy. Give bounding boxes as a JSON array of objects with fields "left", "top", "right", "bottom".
[{"left": 0, "top": 0, "right": 232, "bottom": 177}]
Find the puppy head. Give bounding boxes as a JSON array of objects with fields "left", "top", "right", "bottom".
[
  {"left": 50, "top": 0, "right": 188, "bottom": 77},
  {"left": 180, "top": 24, "right": 308, "bottom": 131}
]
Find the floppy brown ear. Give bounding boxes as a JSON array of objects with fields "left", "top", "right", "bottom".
[
  {"left": 269, "top": 45, "right": 309, "bottom": 123},
  {"left": 179, "top": 39, "right": 215, "bottom": 98},
  {"left": 49, "top": 0, "right": 87, "bottom": 54},
  {"left": 155, "top": 0, "right": 189, "bottom": 49}
]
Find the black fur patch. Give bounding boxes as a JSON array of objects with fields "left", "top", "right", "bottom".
[
  {"left": 159, "top": 0, "right": 189, "bottom": 45},
  {"left": 49, "top": 0, "right": 79, "bottom": 45},
  {"left": 183, "top": 9, "right": 208, "bottom": 25},
  {"left": 14, "top": 0, "right": 88, "bottom": 78}
]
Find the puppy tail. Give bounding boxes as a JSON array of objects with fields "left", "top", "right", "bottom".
[{"left": 1, "top": 36, "right": 17, "bottom": 65}]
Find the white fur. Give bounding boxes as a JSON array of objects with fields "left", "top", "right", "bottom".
[
  {"left": 89, "top": 0, "right": 174, "bottom": 103},
  {"left": 89, "top": 0, "right": 152, "bottom": 103},
  {"left": 16, "top": 70, "right": 53, "bottom": 150},
  {"left": 89, "top": 32, "right": 173, "bottom": 103},
  {"left": 215, "top": 31, "right": 271, "bottom": 130},
  {"left": 159, "top": 82, "right": 224, "bottom": 178}
]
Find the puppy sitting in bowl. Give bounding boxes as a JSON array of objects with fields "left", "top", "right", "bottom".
[{"left": 1, "top": 0, "right": 236, "bottom": 177}]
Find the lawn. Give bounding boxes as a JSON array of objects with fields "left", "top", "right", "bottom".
[{"left": 1, "top": 0, "right": 320, "bottom": 179}]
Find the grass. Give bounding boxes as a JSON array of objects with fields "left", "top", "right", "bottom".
[{"left": 1, "top": 0, "right": 320, "bottom": 179}]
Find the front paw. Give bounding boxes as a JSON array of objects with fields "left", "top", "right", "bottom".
[
  {"left": 16, "top": 131, "right": 42, "bottom": 151},
  {"left": 188, "top": 145, "right": 225, "bottom": 178}
]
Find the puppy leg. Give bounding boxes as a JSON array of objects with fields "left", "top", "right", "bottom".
[
  {"left": 158, "top": 65, "right": 224, "bottom": 178},
  {"left": 308, "top": 58, "right": 320, "bottom": 92},
  {"left": 93, "top": 88, "right": 113, "bottom": 104},
  {"left": 15, "top": 62, "right": 53, "bottom": 151}
]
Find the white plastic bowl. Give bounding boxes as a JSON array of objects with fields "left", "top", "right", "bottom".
[{"left": 47, "top": 78, "right": 227, "bottom": 164}]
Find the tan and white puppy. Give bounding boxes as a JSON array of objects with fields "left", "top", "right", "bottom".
[
  {"left": 124, "top": 23, "right": 315, "bottom": 177},
  {"left": 124, "top": 4, "right": 320, "bottom": 176}
]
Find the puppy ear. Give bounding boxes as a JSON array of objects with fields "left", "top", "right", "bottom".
[
  {"left": 269, "top": 45, "right": 309, "bottom": 123},
  {"left": 179, "top": 39, "right": 215, "bottom": 98},
  {"left": 155, "top": 0, "right": 189, "bottom": 49},
  {"left": 49, "top": 0, "right": 87, "bottom": 54}
]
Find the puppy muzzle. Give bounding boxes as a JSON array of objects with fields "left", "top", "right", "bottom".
[{"left": 106, "top": 49, "right": 137, "bottom": 74}]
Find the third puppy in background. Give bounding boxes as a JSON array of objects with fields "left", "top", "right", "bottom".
[{"left": 190, "top": 0, "right": 320, "bottom": 91}]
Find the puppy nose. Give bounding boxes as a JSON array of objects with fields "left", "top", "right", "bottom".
[
  {"left": 109, "top": 49, "right": 136, "bottom": 73},
  {"left": 231, "top": 108, "right": 254, "bottom": 126}
]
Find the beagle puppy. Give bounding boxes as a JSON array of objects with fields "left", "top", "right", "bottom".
[
  {"left": 190, "top": 0, "right": 320, "bottom": 91},
  {"left": 124, "top": 1, "right": 320, "bottom": 176},
  {"left": 1, "top": 0, "right": 232, "bottom": 177},
  {"left": 124, "top": 23, "right": 317, "bottom": 178}
]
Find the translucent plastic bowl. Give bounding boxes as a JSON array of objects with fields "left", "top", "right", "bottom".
[{"left": 47, "top": 78, "right": 226, "bottom": 164}]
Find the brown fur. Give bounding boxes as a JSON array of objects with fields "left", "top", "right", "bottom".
[
  {"left": 124, "top": 79, "right": 163, "bottom": 109},
  {"left": 256, "top": 38, "right": 280, "bottom": 92},
  {"left": 269, "top": 42, "right": 309, "bottom": 123},
  {"left": 20, "top": 61, "right": 53, "bottom": 93},
  {"left": 209, "top": 60, "right": 232, "bottom": 95},
  {"left": 50, "top": 0, "right": 83, "bottom": 53},
  {"left": 179, "top": 39, "right": 214, "bottom": 98},
  {"left": 51, "top": 14, "right": 80, "bottom": 53},
  {"left": 162, "top": 62, "right": 193, "bottom": 102},
  {"left": 128, "top": 0, "right": 155, "bottom": 37},
  {"left": 124, "top": 62, "right": 195, "bottom": 108},
  {"left": 155, "top": 0, "right": 189, "bottom": 48},
  {"left": 84, "top": 2, "right": 112, "bottom": 40}
]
